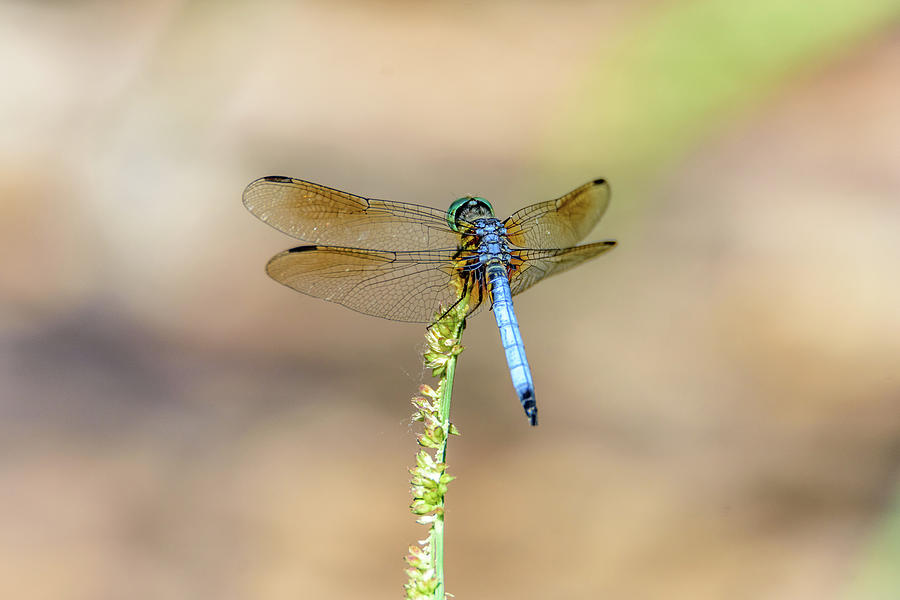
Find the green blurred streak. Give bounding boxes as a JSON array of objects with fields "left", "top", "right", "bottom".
[
  {"left": 843, "top": 483, "right": 900, "bottom": 599},
  {"left": 542, "top": 0, "right": 900, "bottom": 189}
]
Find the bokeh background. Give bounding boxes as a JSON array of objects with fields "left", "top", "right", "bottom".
[{"left": 2, "top": 1, "right": 899, "bottom": 599}]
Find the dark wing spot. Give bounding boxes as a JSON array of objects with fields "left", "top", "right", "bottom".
[{"left": 287, "top": 245, "right": 319, "bottom": 253}]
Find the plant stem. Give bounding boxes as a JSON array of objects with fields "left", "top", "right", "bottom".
[
  {"left": 438, "top": 318, "right": 463, "bottom": 459},
  {"left": 432, "top": 317, "right": 463, "bottom": 598},
  {"left": 405, "top": 303, "right": 465, "bottom": 600}
]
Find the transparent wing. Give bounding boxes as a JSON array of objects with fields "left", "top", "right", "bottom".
[
  {"left": 504, "top": 179, "right": 611, "bottom": 249},
  {"left": 266, "top": 245, "right": 484, "bottom": 323},
  {"left": 243, "top": 176, "right": 461, "bottom": 251},
  {"left": 509, "top": 241, "right": 617, "bottom": 297}
]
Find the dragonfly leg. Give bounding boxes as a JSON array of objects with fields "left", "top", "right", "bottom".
[{"left": 434, "top": 270, "right": 479, "bottom": 323}]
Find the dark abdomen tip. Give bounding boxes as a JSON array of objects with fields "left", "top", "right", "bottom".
[{"left": 521, "top": 392, "right": 538, "bottom": 426}]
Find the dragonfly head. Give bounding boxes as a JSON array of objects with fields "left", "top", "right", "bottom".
[{"left": 447, "top": 196, "right": 495, "bottom": 231}]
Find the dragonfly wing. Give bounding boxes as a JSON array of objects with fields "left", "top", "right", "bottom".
[
  {"left": 266, "top": 246, "right": 480, "bottom": 323},
  {"left": 243, "top": 176, "right": 460, "bottom": 251},
  {"left": 509, "top": 241, "right": 617, "bottom": 297},
  {"left": 504, "top": 179, "right": 611, "bottom": 249}
]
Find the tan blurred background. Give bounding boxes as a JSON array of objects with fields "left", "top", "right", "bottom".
[{"left": 2, "top": 1, "right": 899, "bottom": 599}]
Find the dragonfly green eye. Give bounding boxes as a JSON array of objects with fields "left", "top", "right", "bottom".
[{"left": 447, "top": 196, "right": 495, "bottom": 231}]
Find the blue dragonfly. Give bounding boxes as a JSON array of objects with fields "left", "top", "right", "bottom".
[{"left": 243, "top": 176, "right": 616, "bottom": 425}]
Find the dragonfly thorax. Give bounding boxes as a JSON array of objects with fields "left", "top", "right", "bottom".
[{"left": 468, "top": 218, "right": 512, "bottom": 267}]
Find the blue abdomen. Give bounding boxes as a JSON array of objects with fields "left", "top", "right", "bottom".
[{"left": 486, "top": 262, "right": 537, "bottom": 425}]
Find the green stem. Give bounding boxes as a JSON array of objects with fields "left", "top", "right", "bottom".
[
  {"left": 432, "top": 317, "right": 463, "bottom": 599},
  {"left": 406, "top": 302, "right": 465, "bottom": 600},
  {"left": 438, "top": 320, "right": 464, "bottom": 461}
]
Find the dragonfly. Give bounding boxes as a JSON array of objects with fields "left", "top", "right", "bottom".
[{"left": 243, "top": 176, "right": 616, "bottom": 426}]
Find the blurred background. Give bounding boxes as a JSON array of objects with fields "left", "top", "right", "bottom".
[{"left": 2, "top": 1, "right": 899, "bottom": 598}]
